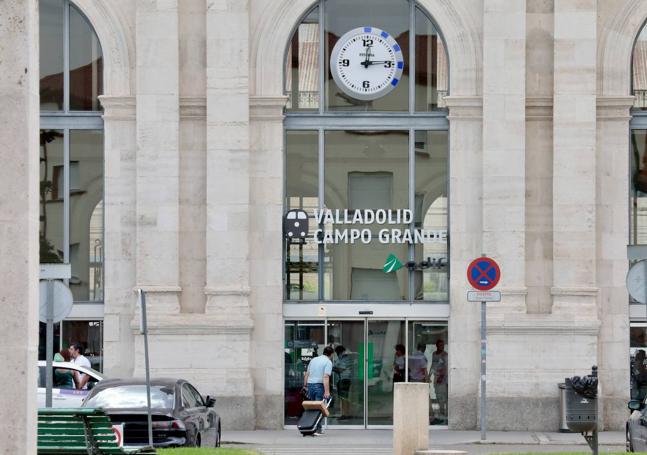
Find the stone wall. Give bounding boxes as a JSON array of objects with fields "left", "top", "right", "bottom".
[{"left": 67, "top": 0, "right": 647, "bottom": 430}]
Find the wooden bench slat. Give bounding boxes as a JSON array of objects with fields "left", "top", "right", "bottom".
[{"left": 38, "top": 408, "right": 157, "bottom": 455}]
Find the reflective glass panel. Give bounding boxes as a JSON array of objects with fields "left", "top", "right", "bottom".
[
  {"left": 40, "top": 130, "right": 65, "bottom": 263},
  {"left": 632, "top": 130, "right": 647, "bottom": 245},
  {"left": 69, "top": 4, "right": 103, "bottom": 111},
  {"left": 325, "top": 0, "right": 409, "bottom": 111},
  {"left": 415, "top": 8, "right": 448, "bottom": 111},
  {"left": 284, "top": 320, "right": 326, "bottom": 425},
  {"left": 69, "top": 130, "right": 104, "bottom": 302},
  {"left": 414, "top": 131, "right": 448, "bottom": 300},
  {"left": 366, "top": 320, "right": 405, "bottom": 425},
  {"left": 327, "top": 320, "right": 364, "bottom": 425},
  {"left": 324, "top": 131, "right": 409, "bottom": 300},
  {"left": 634, "top": 25, "right": 647, "bottom": 109},
  {"left": 61, "top": 320, "right": 103, "bottom": 372},
  {"left": 40, "top": 0, "right": 64, "bottom": 110},
  {"left": 631, "top": 326, "right": 647, "bottom": 401},
  {"left": 408, "top": 322, "right": 448, "bottom": 425},
  {"left": 38, "top": 322, "right": 61, "bottom": 361},
  {"left": 285, "top": 7, "right": 320, "bottom": 111},
  {"left": 285, "top": 131, "right": 319, "bottom": 300}
]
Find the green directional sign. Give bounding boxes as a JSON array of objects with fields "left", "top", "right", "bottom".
[{"left": 383, "top": 254, "right": 403, "bottom": 273}]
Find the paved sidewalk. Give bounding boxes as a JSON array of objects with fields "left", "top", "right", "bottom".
[{"left": 222, "top": 429, "right": 626, "bottom": 454}]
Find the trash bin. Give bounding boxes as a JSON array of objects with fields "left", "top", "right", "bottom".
[
  {"left": 565, "top": 376, "right": 597, "bottom": 433},
  {"left": 558, "top": 383, "right": 571, "bottom": 432}
]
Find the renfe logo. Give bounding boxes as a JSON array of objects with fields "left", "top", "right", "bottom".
[{"left": 283, "top": 209, "right": 309, "bottom": 241}]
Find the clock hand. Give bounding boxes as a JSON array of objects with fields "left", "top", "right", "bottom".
[{"left": 362, "top": 44, "right": 372, "bottom": 68}]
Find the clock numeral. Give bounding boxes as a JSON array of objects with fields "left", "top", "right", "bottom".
[
  {"left": 384, "top": 61, "right": 393, "bottom": 68},
  {"left": 363, "top": 81, "right": 370, "bottom": 89},
  {"left": 341, "top": 59, "right": 350, "bottom": 67},
  {"left": 362, "top": 39, "right": 373, "bottom": 47}
]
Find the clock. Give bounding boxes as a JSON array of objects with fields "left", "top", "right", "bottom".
[{"left": 330, "top": 26, "right": 405, "bottom": 101}]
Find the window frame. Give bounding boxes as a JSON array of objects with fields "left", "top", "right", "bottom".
[
  {"left": 39, "top": 0, "right": 104, "bottom": 305},
  {"left": 283, "top": 0, "right": 450, "bottom": 304}
]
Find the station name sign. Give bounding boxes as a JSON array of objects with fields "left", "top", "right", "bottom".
[{"left": 284, "top": 208, "right": 447, "bottom": 245}]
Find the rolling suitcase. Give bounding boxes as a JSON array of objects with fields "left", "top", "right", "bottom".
[{"left": 298, "top": 397, "right": 332, "bottom": 436}]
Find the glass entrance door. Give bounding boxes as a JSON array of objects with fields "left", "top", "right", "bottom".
[
  {"left": 284, "top": 319, "right": 448, "bottom": 428},
  {"left": 326, "top": 319, "right": 406, "bottom": 427}
]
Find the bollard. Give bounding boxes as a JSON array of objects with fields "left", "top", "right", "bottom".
[{"left": 394, "top": 383, "right": 429, "bottom": 455}]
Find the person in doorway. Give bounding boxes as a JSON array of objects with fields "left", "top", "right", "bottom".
[
  {"left": 69, "top": 342, "right": 91, "bottom": 390},
  {"left": 633, "top": 349, "right": 647, "bottom": 401},
  {"left": 393, "top": 344, "right": 406, "bottom": 383},
  {"left": 333, "top": 345, "right": 352, "bottom": 420},
  {"left": 408, "top": 343, "right": 428, "bottom": 382},
  {"left": 303, "top": 346, "right": 333, "bottom": 435},
  {"left": 431, "top": 339, "right": 448, "bottom": 423}
]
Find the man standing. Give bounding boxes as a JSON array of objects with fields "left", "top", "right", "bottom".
[
  {"left": 68, "top": 342, "right": 91, "bottom": 389},
  {"left": 408, "top": 343, "right": 428, "bottom": 382},
  {"left": 303, "top": 346, "right": 333, "bottom": 434},
  {"left": 333, "top": 345, "right": 352, "bottom": 419},
  {"left": 431, "top": 339, "right": 448, "bottom": 423}
]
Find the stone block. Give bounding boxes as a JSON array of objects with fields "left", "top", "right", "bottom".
[{"left": 394, "top": 383, "right": 429, "bottom": 455}]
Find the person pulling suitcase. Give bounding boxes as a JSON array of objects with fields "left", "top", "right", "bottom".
[{"left": 301, "top": 346, "right": 334, "bottom": 435}]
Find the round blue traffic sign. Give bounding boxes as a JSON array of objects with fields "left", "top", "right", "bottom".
[{"left": 467, "top": 257, "right": 501, "bottom": 291}]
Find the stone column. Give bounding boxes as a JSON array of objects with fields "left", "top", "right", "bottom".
[
  {"left": 135, "top": 0, "right": 181, "bottom": 314},
  {"left": 0, "top": 0, "right": 39, "bottom": 453},
  {"left": 480, "top": 0, "right": 528, "bottom": 429},
  {"left": 482, "top": 0, "right": 527, "bottom": 313},
  {"left": 205, "top": 0, "right": 255, "bottom": 429},
  {"left": 596, "top": 96, "right": 634, "bottom": 429},
  {"left": 204, "top": 0, "right": 252, "bottom": 323},
  {"left": 99, "top": 96, "right": 137, "bottom": 378},
  {"left": 249, "top": 96, "right": 287, "bottom": 429},
  {"left": 525, "top": 1, "right": 554, "bottom": 315},
  {"left": 551, "top": 0, "right": 598, "bottom": 316},
  {"left": 445, "top": 96, "right": 483, "bottom": 430}
]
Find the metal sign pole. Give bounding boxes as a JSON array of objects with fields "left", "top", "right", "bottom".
[
  {"left": 139, "top": 289, "right": 154, "bottom": 449},
  {"left": 45, "top": 279, "right": 54, "bottom": 408},
  {"left": 480, "top": 299, "right": 486, "bottom": 441}
]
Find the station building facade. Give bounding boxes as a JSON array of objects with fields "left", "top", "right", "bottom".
[{"left": 34, "top": 0, "right": 647, "bottom": 430}]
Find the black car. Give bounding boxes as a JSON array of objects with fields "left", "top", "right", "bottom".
[{"left": 83, "top": 378, "right": 221, "bottom": 448}]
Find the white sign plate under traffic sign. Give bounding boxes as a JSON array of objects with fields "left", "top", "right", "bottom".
[{"left": 467, "top": 291, "right": 501, "bottom": 302}]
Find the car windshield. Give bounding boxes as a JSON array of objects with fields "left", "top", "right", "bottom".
[{"left": 84, "top": 385, "right": 175, "bottom": 409}]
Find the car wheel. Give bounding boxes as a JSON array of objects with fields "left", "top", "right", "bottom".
[{"left": 627, "top": 425, "right": 634, "bottom": 452}]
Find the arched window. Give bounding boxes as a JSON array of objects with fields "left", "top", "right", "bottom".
[
  {"left": 630, "top": 21, "right": 647, "bottom": 400},
  {"left": 39, "top": 0, "right": 104, "bottom": 370},
  {"left": 283, "top": 0, "right": 449, "bottom": 303}
]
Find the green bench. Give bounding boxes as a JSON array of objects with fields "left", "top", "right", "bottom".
[{"left": 38, "top": 408, "right": 156, "bottom": 455}]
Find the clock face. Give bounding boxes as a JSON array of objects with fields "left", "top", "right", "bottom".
[{"left": 330, "top": 26, "right": 405, "bottom": 101}]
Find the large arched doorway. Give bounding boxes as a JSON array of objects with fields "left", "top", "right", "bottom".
[
  {"left": 39, "top": 0, "right": 105, "bottom": 371},
  {"left": 281, "top": 0, "right": 450, "bottom": 428}
]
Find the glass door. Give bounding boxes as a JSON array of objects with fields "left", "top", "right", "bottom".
[
  {"left": 326, "top": 320, "right": 365, "bottom": 426},
  {"left": 366, "top": 320, "right": 406, "bottom": 426},
  {"left": 284, "top": 318, "right": 448, "bottom": 428}
]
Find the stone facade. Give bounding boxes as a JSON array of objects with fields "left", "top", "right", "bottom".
[
  {"left": 0, "top": 0, "right": 40, "bottom": 453},
  {"left": 27, "top": 0, "right": 647, "bottom": 431}
]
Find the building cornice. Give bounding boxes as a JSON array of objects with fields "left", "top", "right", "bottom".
[
  {"left": 99, "top": 95, "right": 135, "bottom": 120},
  {"left": 250, "top": 95, "right": 288, "bottom": 121},
  {"left": 597, "top": 95, "right": 635, "bottom": 120},
  {"left": 180, "top": 97, "right": 206, "bottom": 119},
  {"left": 204, "top": 286, "right": 251, "bottom": 297},
  {"left": 488, "top": 318, "right": 600, "bottom": 336},
  {"left": 444, "top": 96, "right": 482, "bottom": 120},
  {"left": 526, "top": 97, "right": 553, "bottom": 120}
]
